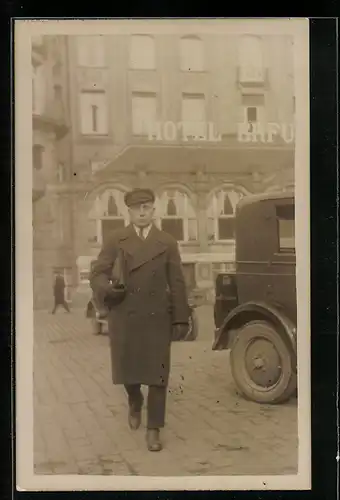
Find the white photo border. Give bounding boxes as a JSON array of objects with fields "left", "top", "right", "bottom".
[{"left": 15, "top": 18, "right": 310, "bottom": 491}]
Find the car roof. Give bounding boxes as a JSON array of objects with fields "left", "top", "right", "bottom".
[{"left": 237, "top": 189, "right": 295, "bottom": 210}]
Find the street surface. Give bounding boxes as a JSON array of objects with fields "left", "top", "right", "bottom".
[{"left": 34, "top": 306, "right": 298, "bottom": 476}]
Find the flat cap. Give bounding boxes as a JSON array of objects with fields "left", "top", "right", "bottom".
[{"left": 124, "top": 188, "right": 155, "bottom": 207}]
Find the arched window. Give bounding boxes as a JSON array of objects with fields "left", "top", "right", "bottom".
[
  {"left": 180, "top": 36, "right": 204, "bottom": 72},
  {"left": 238, "top": 35, "right": 264, "bottom": 82},
  {"left": 89, "top": 189, "right": 129, "bottom": 245},
  {"left": 107, "top": 195, "right": 118, "bottom": 216},
  {"left": 130, "top": 35, "right": 156, "bottom": 70},
  {"left": 207, "top": 188, "right": 245, "bottom": 241},
  {"left": 155, "top": 189, "right": 197, "bottom": 242}
]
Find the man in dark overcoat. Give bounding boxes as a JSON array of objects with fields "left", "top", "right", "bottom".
[
  {"left": 51, "top": 271, "right": 70, "bottom": 314},
  {"left": 90, "top": 188, "right": 189, "bottom": 452}
]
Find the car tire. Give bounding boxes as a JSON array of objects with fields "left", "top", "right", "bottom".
[
  {"left": 91, "top": 317, "right": 102, "bottom": 335},
  {"left": 230, "top": 320, "right": 297, "bottom": 404}
]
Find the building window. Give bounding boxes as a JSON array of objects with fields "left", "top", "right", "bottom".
[
  {"left": 131, "top": 92, "right": 157, "bottom": 136},
  {"left": 239, "top": 35, "right": 264, "bottom": 82},
  {"left": 79, "top": 90, "right": 108, "bottom": 135},
  {"left": 181, "top": 94, "right": 206, "bottom": 139},
  {"left": 207, "top": 189, "right": 245, "bottom": 242},
  {"left": 155, "top": 190, "right": 197, "bottom": 242},
  {"left": 33, "top": 145, "right": 44, "bottom": 171},
  {"left": 76, "top": 36, "right": 105, "bottom": 67},
  {"left": 180, "top": 36, "right": 204, "bottom": 72},
  {"left": 130, "top": 35, "right": 156, "bottom": 69},
  {"left": 90, "top": 189, "right": 129, "bottom": 245},
  {"left": 276, "top": 204, "right": 295, "bottom": 253},
  {"left": 241, "top": 94, "right": 265, "bottom": 129}
]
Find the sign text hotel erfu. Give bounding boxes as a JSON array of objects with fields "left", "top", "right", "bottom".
[{"left": 145, "top": 121, "right": 295, "bottom": 143}]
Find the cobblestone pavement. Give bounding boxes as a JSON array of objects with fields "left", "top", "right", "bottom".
[{"left": 33, "top": 307, "right": 298, "bottom": 476}]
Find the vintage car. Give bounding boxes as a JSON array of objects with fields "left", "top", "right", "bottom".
[{"left": 213, "top": 190, "right": 297, "bottom": 404}]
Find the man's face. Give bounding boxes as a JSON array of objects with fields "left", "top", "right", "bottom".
[{"left": 128, "top": 202, "right": 155, "bottom": 227}]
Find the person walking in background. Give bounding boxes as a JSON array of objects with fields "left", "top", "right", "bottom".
[
  {"left": 90, "top": 188, "right": 189, "bottom": 452},
  {"left": 51, "top": 271, "right": 70, "bottom": 314}
]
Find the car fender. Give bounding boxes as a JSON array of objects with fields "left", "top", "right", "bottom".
[{"left": 212, "top": 301, "right": 297, "bottom": 360}]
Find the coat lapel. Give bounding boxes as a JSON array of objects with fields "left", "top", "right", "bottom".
[{"left": 118, "top": 224, "right": 168, "bottom": 272}]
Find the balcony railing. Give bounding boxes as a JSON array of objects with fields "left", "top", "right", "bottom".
[
  {"left": 237, "top": 66, "right": 267, "bottom": 86},
  {"left": 33, "top": 98, "right": 69, "bottom": 139}
]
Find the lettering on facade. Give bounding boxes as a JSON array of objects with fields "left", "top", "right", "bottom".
[
  {"left": 147, "top": 121, "right": 222, "bottom": 142},
  {"left": 237, "top": 122, "right": 295, "bottom": 144}
]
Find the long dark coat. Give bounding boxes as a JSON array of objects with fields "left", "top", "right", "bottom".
[{"left": 90, "top": 224, "right": 189, "bottom": 387}]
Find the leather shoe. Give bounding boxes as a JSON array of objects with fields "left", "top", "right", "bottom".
[
  {"left": 128, "top": 396, "right": 143, "bottom": 430},
  {"left": 146, "top": 429, "right": 162, "bottom": 452}
]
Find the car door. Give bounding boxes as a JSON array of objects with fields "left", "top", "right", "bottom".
[{"left": 266, "top": 199, "right": 296, "bottom": 323}]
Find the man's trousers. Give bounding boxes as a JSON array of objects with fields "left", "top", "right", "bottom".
[{"left": 124, "top": 384, "right": 167, "bottom": 429}]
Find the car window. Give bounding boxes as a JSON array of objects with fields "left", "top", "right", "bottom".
[{"left": 276, "top": 204, "right": 295, "bottom": 253}]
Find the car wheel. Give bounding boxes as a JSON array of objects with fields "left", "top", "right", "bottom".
[
  {"left": 91, "top": 317, "right": 102, "bottom": 335},
  {"left": 184, "top": 309, "right": 198, "bottom": 341},
  {"left": 230, "top": 320, "right": 297, "bottom": 404}
]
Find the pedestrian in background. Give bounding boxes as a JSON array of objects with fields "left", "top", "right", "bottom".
[
  {"left": 51, "top": 271, "right": 70, "bottom": 314},
  {"left": 90, "top": 188, "right": 189, "bottom": 452}
]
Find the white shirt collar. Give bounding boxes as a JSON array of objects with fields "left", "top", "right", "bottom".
[{"left": 133, "top": 224, "right": 152, "bottom": 239}]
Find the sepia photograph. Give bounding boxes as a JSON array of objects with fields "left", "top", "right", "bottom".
[{"left": 15, "top": 18, "right": 310, "bottom": 491}]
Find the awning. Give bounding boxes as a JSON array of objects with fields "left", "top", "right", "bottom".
[{"left": 94, "top": 141, "right": 295, "bottom": 181}]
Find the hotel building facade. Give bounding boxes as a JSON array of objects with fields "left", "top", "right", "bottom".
[
  {"left": 32, "top": 35, "right": 70, "bottom": 308},
  {"left": 33, "top": 33, "right": 295, "bottom": 309}
]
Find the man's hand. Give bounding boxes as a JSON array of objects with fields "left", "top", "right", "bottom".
[{"left": 171, "top": 324, "right": 189, "bottom": 342}]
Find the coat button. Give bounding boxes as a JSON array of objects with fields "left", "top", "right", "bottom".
[{"left": 150, "top": 291, "right": 155, "bottom": 296}]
